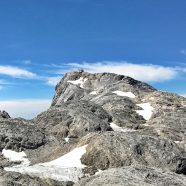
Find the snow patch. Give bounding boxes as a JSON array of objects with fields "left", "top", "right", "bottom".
[
  {"left": 142, "top": 123, "right": 150, "bottom": 127},
  {"left": 136, "top": 103, "right": 153, "bottom": 120},
  {"left": 174, "top": 141, "right": 182, "bottom": 144},
  {"left": 2, "top": 149, "right": 30, "bottom": 166},
  {"left": 67, "top": 77, "right": 88, "bottom": 88},
  {"left": 95, "top": 169, "right": 103, "bottom": 175},
  {"left": 110, "top": 123, "right": 136, "bottom": 132},
  {"left": 89, "top": 91, "right": 98, "bottom": 95},
  {"left": 42, "top": 145, "right": 87, "bottom": 168},
  {"left": 4, "top": 145, "right": 87, "bottom": 182},
  {"left": 64, "top": 137, "right": 69, "bottom": 142},
  {"left": 149, "top": 97, "right": 155, "bottom": 100},
  {"left": 113, "top": 91, "right": 136, "bottom": 98},
  {"left": 156, "top": 129, "right": 162, "bottom": 136}
]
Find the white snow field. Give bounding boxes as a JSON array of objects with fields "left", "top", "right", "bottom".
[
  {"left": 2, "top": 149, "right": 30, "bottom": 166},
  {"left": 112, "top": 91, "right": 136, "bottom": 98},
  {"left": 136, "top": 103, "right": 154, "bottom": 120},
  {"left": 67, "top": 77, "right": 88, "bottom": 88},
  {"left": 110, "top": 123, "right": 136, "bottom": 132},
  {"left": 3, "top": 145, "right": 88, "bottom": 182}
]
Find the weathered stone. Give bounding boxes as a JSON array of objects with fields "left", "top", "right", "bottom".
[
  {"left": 75, "top": 166, "right": 186, "bottom": 186},
  {"left": 52, "top": 71, "right": 156, "bottom": 106},
  {"left": 35, "top": 100, "right": 112, "bottom": 138},
  {"left": 0, "top": 119, "right": 45, "bottom": 151},
  {"left": 78, "top": 132, "right": 186, "bottom": 174},
  {"left": 0, "top": 171, "right": 74, "bottom": 186}
]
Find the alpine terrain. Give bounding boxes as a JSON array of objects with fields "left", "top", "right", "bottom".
[{"left": 1, "top": 70, "right": 186, "bottom": 186}]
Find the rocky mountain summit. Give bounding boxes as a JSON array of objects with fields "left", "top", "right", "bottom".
[{"left": 1, "top": 71, "right": 186, "bottom": 186}]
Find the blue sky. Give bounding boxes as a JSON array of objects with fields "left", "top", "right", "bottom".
[{"left": 0, "top": 0, "right": 186, "bottom": 118}]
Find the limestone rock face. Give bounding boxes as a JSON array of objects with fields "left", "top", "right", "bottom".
[
  {"left": 78, "top": 132, "right": 186, "bottom": 174},
  {"left": 1, "top": 71, "right": 186, "bottom": 185},
  {"left": 35, "top": 100, "right": 112, "bottom": 139},
  {"left": 75, "top": 166, "right": 186, "bottom": 186},
  {"left": 0, "top": 119, "right": 45, "bottom": 151},
  {"left": 52, "top": 71, "right": 156, "bottom": 107}
]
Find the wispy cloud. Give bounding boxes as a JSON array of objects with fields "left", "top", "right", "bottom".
[
  {"left": 0, "top": 65, "right": 36, "bottom": 78},
  {"left": 0, "top": 64, "right": 62, "bottom": 87},
  {"left": 1, "top": 62, "right": 186, "bottom": 87},
  {"left": 0, "top": 79, "right": 10, "bottom": 85},
  {"left": 0, "top": 99, "right": 51, "bottom": 119},
  {"left": 46, "top": 76, "right": 61, "bottom": 86},
  {"left": 23, "top": 60, "right": 32, "bottom": 65},
  {"left": 180, "top": 49, "right": 186, "bottom": 55},
  {"left": 67, "top": 62, "right": 183, "bottom": 82},
  {"left": 181, "top": 94, "right": 186, "bottom": 97}
]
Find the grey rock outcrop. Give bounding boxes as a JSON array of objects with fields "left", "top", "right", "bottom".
[
  {"left": 35, "top": 100, "right": 112, "bottom": 139},
  {"left": 75, "top": 166, "right": 186, "bottom": 186},
  {"left": 78, "top": 132, "right": 186, "bottom": 174},
  {"left": 52, "top": 71, "right": 156, "bottom": 106},
  {"left": 0, "top": 111, "right": 10, "bottom": 119},
  {"left": 0, "top": 119, "right": 45, "bottom": 151}
]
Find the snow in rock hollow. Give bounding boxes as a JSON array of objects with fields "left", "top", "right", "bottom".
[
  {"left": 4, "top": 145, "right": 87, "bottom": 182},
  {"left": 89, "top": 90, "right": 98, "bottom": 95},
  {"left": 136, "top": 103, "right": 154, "bottom": 120},
  {"left": 95, "top": 169, "right": 103, "bottom": 175},
  {"left": 110, "top": 123, "right": 136, "bottom": 132},
  {"left": 64, "top": 137, "right": 69, "bottom": 142},
  {"left": 67, "top": 77, "right": 88, "bottom": 88},
  {"left": 2, "top": 149, "right": 30, "bottom": 166},
  {"left": 42, "top": 145, "right": 87, "bottom": 168},
  {"left": 112, "top": 91, "right": 136, "bottom": 98}
]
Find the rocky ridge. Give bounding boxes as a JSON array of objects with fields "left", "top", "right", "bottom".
[{"left": 0, "top": 71, "right": 186, "bottom": 186}]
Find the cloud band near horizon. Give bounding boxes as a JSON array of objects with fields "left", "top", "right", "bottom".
[
  {"left": 0, "top": 61, "right": 186, "bottom": 119},
  {"left": 0, "top": 62, "right": 186, "bottom": 86}
]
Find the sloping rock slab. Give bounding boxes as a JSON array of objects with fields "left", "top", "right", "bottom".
[
  {"left": 0, "top": 171, "right": 73, "bottom": 186},
  {"left": 75, "top": 166, "right": 186, "bottom": 186},
  {"left": 79, "top": 132, "right": 186, "bottom": 174}
]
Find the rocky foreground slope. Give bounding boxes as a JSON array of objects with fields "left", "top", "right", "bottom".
[{"left": 1, "top": 71, "right": 186, "bottom": 186}]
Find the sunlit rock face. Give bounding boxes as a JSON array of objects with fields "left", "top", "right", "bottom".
[{"left": 1, "top": 71, "right": 186, "bottom": 186}]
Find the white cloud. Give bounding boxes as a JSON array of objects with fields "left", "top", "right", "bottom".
[
  {"left": 0, "top": 65, "right": 36, "bottom": 78},
  {"left": 23, "top": 60, "right": 32, "bottom": 65},
  {"left": 180, "top": 49, "right": 186, "bottom": 55},
  {"left": 181, "top": 94, "right": 186, "bottom": 97},
  {"left": 68, "top": 62, "right": 180, "bottom": 82},
  {"left": 0, "top": 99, "right": 51, "bottom": 119},
  {"left": 0, "top": 79, "right": 8, "bottom": 84},
  {"left": 46, "top": 76, "right": 61, "bottom": 86}
]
